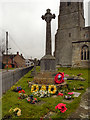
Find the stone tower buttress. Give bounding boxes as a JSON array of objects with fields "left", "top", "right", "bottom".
[{"left": 55, "top": 1, "right": 85, "bottom": 66}]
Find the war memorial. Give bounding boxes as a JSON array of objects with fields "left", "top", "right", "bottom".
[{"left": 1, "top": 1, "right": 89, "bottom": 120}]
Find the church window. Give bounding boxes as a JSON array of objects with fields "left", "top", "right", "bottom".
[
  {"left": 81, "top": 45, "right": 89, "bottom": 60},
  {"left": 81, "top": 50, "right": 83, "bottom": 60},
  {"left": 80, "top": 27, "right": 82, "bottom": 31},
  {"left": 87, "top": 50, "right": 89, "bottom": 60},
  {"left": 81, "top": 3, "right": 83, "bottom": 9},
  {"left": 69, "top": 33, "right": 71, "bottom": 37},
  {"left": 85, "top": 33, "right": 89, "bottom": 39},
  {"left": 67, "top": 2, "right": 71, "bottom": 6}
]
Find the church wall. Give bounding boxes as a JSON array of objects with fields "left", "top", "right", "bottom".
[
  {"left": 72, "top": 43, "right": 81, "bottom": 67},
  {"left": 59, "top": 12, "right": 79, "bottom": 29},
  {"left": 60, "top": 2, "right": 80, "bottom": 15},
  {"left": 55, "top": 1, "right": 90, "bottom": 68},
  {"left": 72, "top": 42, "right": 90, "bottom": 68},
  {"left": 80, "top": 27, "right": 90, "bottom": 40}
]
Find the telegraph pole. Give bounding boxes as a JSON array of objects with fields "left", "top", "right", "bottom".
[
  {"left": 6, "top": 32, "right": 8, "bottom": 55},
  {"left": 6, "top": 31, "right": 8, "bottom": 71}
]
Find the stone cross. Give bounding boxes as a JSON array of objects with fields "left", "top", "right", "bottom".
[{"left": 42, "top": 9, "right": 55, "bottom": 55}]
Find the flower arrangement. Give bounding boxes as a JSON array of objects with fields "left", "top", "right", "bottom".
[
  {"left": 18, "top": 90, "right": 27, "bottom": 99},
  {"left": 64, "top": 92, "right": 74, "bottom": 100},
  {"left": 48, "top": 85, "right": 57, "bottom": 94},
  {"left": 18, "top": 93, "right": 28, "bottom": 99},
  {"left": 26, "top": 95, "right": 39, "bottom": 104},
  {"left": 9, "top": 107, "right": 21, "bottom": 116},
  {"left": 33, "top": 90, "right": 51, "bottom": 98},
  {"left": 77, "top": 86, "right": 84, "bottom": 90},
  {"left": 11, "top": 86, "right": 22, "bottom": 92},
  {"left": 55, "top": 103, "right": 67, "bottom": 113}
]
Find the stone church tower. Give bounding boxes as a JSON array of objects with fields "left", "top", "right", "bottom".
[{"left": 55, "top": 1, "right": 90, "bottom": 67}]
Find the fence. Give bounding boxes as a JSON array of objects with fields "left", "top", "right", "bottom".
[{"left": 2, "top": 66, "right": 33, "bottom": 94}]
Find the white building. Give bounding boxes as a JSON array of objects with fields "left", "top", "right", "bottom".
[{"left": 25, "top": 59, "right": 34, "bottom": 67}]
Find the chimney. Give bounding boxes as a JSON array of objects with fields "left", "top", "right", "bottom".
[{"left": 17, "top": 52, "right": 19, "bottom": 55}]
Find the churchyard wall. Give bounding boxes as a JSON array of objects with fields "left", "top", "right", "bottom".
[{"left": 2, "top": 66, "right": 33, "bottom": 94}]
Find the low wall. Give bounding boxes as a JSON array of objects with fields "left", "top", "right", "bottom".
[{"left": 2, "top": 66, "right": 33, "bottom": 94}]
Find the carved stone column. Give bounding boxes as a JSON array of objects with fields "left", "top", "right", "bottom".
[{"left": 40, "top": 9, "right": 56, "bottom": 72}]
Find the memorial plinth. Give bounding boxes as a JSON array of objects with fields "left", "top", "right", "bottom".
[{"left": 40, "top": 55, "right": 56, "bottom": 72}]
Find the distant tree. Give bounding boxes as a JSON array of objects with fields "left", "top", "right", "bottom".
[{"left": 0, "top": 38, "right": 5, "bottom": 55}]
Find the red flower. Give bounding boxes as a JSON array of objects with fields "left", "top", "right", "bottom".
[
  {"left": 57, "top": 93, "right": 63, "bottom": 96},
  {"left": 32, "top": 100, "right": 35, "bottom": 104},
  {"left": 55, "top": 103, "right": 67, "bottom": 113},
  {"left": 68, "top": 92, "right": 73, "bottom": 95},
  {"left": 28, "top": 99, "right": 31, "bottom": 102},
  {"left": 18, "top": 91, "right": 21, "bottom": 93},
  {"left": 34, "top": 98, "right": 37, "bottom": 101},
  {"left": 18, "top": 97, "right": 21, "bottom": 99},
  {"left": 22, "top": 90, "right": 25, "bottom": 93}
]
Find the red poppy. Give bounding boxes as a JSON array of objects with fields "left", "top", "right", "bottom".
[
  {"left": 55, "top": 103, "right": 67, "bottom": 113},
  {"left": 68, "top": 92, "right": 73, "bottom": 95},
  {"left": 18, "top": 91, "right": 21, "bottom": 93},
  {"left": 22, "top": 90, "right": 25, "bottom": 93},
  {"left": 57, "top": 93, "right": 63, "bottom": 96}
]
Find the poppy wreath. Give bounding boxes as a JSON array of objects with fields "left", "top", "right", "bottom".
[
  {"left": 54, "top": 72, "right": 64, "bottom": 84},
  {"left": 31, "top": 84, "right": 39, "bottom": 93}
]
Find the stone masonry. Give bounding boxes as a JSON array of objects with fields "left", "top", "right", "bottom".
[{"left": 55, "top": 1, "right": 90, "bottom": 68}]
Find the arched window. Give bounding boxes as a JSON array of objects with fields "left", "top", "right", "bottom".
[
  {"left": 67, "top": 2, "right": 71, "bottom": 6},
  {"left": 81, "top": 45, "right": 89, "bottom": 60}
]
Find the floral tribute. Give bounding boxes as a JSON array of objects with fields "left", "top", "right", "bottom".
[
  {"left": 9, "top": 107, "right": 21, "bottom": 116},
  {"left": 64, "top": 92, "right": 74, "bottom": 100},
  {"left": 54, "top": 72, "right": 64, "bottom": 84},
  {"left": 77, "top": 86, "right": 84, "bottom": 90},
  {"left": 31, "top": 84, "right": 57, "bottom": 96},
  {"left": 55, "top": 103, "right": 67, "bottom": 113},
  {"left": 11, "top": 86, "right": 22, "bottom": 92},
  {"left": 18, "top": 90, "right": 27, "bottom": 99},
  {"left": 26, "top": 95, "right": 39, "bottom": 104}
]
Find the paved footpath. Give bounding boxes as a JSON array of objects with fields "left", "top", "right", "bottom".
[{"left": 67, "top": 88, "right": 90, "bottom": 119}]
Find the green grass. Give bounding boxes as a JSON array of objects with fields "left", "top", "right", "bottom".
[{"left": 2, "top": 67, "right": 89, "bottom": 119}]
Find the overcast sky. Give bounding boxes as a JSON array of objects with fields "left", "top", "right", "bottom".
[{"left": 0, "top": 0, "right": 89, "bottom": 59}]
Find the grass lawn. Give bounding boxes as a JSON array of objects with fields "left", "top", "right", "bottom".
[{"left": 2, "top": 67, "right": 89, "bottom": 119}]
